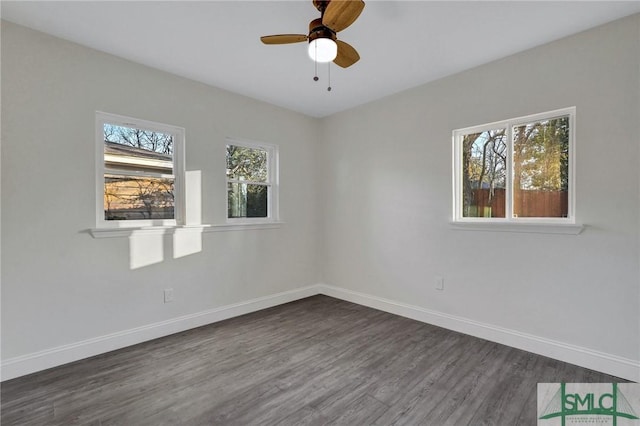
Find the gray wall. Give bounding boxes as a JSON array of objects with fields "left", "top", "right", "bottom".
[
  {"left": 319, "top": 14, "right": 639, "bottom": 365},
  {"left": 1, "top": 21, "right": 320, "bottom": 360}
]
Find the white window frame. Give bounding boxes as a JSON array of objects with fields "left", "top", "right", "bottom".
[
  {"left": 95, "top": 111, "right": 185, "bottom": 229},
  {"left": 225, "top": 138, "right": 279, "bottom": 224},
  {"left": 452, "top": 107, "right": 576, "bottom": 225}
]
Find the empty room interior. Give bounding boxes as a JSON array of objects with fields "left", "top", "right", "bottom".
[{"left": 1, "top": 1, "right": 639, "bottom": 424}]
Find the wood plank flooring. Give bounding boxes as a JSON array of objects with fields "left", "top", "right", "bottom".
[{"left": 1, "top": 295, "right": 623, "bottom": 425}]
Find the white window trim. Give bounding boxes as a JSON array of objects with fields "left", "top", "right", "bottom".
[
  {"left": 452, "top": 107, "right": 581, "bottom": 233},
  {"left": 95, "top": 111, "right": 186, "bottom": 229},
  {"left": 88, "top": 223, "right": 284, "bottom": 239},
  {"left": 449, "top": 221, "right": 584, "bottom": 235},
  {"left": 225, "top": 137, "right": 280, "bottom": 225}
]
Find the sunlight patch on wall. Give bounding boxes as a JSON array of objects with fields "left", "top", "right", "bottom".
[
  {"left": 173, "top": 229, "right": 203, "bottom": 259},
  {"left": 129, "top": 232, "right": 165, "bottom": 269}
]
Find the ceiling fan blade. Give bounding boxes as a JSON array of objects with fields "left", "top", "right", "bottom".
[
  {"left": 260, "top": 34, "right": 308, "bottom": 45},
  {"left": 322, "top": 0, "right": 365, "bottom": 33},
  {"left": 334, "top": 40, "right": 360, "bottom": 68}
]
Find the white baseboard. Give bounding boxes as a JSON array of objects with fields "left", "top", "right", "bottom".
[
  {"left": 1, "top": 285, "right": 319, "bottom": 381},
  {"left": 4, "top": 283, "right": 638, "bottom": 382},
  {"left": 317, "top": 284, "right": 640, "bottom": 382}
]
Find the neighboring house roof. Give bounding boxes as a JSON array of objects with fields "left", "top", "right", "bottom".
[
  {"left": 104, "top": 141, "right": 173, "bottom": 174},
  {"left": 104, "top": 140, "right": 172, "bottom": 161}
]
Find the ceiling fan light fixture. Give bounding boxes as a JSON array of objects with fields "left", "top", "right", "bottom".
[{"left": 308, "top": 37, "right": 337, "bottom": 63}]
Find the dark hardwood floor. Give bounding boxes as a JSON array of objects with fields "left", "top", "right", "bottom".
[{"left": 1, "top": 295, "right": 622, "bottom": 425}]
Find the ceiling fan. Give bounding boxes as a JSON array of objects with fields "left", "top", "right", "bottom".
[{"left": 260, "top": 0, "right": 365, "bottom": 68}]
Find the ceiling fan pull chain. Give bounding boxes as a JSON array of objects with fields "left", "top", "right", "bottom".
[
  {"left": 313, "top": 42, "right": 319, "bottom": 81},
  {"left": 327, "top": 62, "right": 332, "bottom": 92}
]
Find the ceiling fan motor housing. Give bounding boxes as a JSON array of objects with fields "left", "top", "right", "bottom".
[
  {"left": 308, "top": 18, "right": 336, "bottom": 43},
  {"left": 312, "top": 0, "right": 331, "bottom": 13}
]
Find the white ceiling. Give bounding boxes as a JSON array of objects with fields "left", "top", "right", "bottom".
[{"left": 3, "top": 1, "right": 640, "bottom": 117}]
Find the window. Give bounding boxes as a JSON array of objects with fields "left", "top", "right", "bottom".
[
  {"left": 226, "top": 139, "right": 278, "bottom": 222},
  {"left": 453, "top": 107, "right": 575, "bottom": 223},
  {"left": 96, "top": 112, "right": 185, "bottom": 228}
]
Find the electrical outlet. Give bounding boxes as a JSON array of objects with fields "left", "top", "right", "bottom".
[
  {"left": 435, "top": 276, "right": 444, "bottom": 291},
  {"left": 164, "top": 288, "right": 174, "bottom": 303}
]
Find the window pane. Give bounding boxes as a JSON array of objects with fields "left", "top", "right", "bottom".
[
  {"left": 513, "top": 116, "right": 569, "bottom": 218},
  {"left": 228, "top": 183, "right": 268, "bottom": 218},
  {"left": 226, "top": 145, "right": 268, "bottom": 182},
  {"left": 461, "top": 129, "right": 507, "bottom": 218},
  {"left": 104, "top": 175, "right": 174, "bottom": 220},
  {"left": 104, "top": 124, "right": 173, "bottom": 174}
]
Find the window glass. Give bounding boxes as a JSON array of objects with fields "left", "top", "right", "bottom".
[
  {"left": 462, "top": 129, "right": 507, "bottom": 218},
  {"left": 226, "top": 146, "right": 267, "bottom": 182},
  {"left": 103, "top": 123, "right": 175, "bottom": 221},
  {"left": 105, "top": 175, "right": 174, "bottom": 220},
  {"left": 226, "top": 142, "right": 275, "bottom": 220},
  {"left": 227, "top": 183, "right": 268, "bottom": 218},
  {"left": 513, "top": 117, "right": 569, "bottom": 218}
]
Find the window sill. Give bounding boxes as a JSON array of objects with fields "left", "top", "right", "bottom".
[
  {"left": 89, "top": 225, "right": 212, "bottom": 239},
  {"left": 449, "top": 221, "right": 584, "bottom": 235},
  {"left": 89, "top": 222, "right": 283, "bottom": 238},
  {"left": 211, "top": 222, "right": 283, "bottom": 232}
]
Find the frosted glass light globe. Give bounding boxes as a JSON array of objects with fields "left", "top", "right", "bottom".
[{"left": 308, "top": 38, "right": 338, "bottom": 63}]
